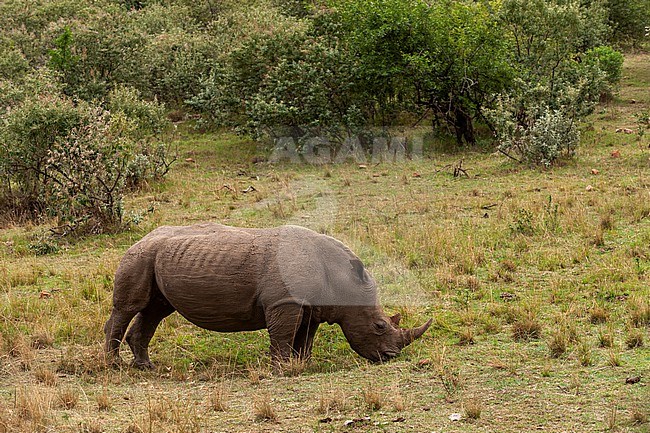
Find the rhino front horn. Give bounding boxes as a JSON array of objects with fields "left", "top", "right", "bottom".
[{"left": 400, "top": 318, "right": 433, "bottom": 348}]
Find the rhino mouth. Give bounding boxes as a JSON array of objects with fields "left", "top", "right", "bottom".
[{"left": 374, "top": 350, "right": 399, "bottom": 363}]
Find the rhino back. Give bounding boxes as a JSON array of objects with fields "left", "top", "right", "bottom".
[{"left": 153, "top": 225, "right": 271, "bottom": 331}]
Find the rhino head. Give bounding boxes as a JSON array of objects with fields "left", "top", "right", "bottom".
[
  {"left": 325, "top": 259, "right": 432, "bottom": 363},
  {"left": 276, "top": 232, "right": 432, "bottom": 363},
  {"left": 337, "top": 308, "right": 432, "bottom": 362}
]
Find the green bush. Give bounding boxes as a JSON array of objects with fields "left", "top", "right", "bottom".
[
  {"left": 140, "top": 30, "right": 219, "bottom": 106},
  {"left": 106, "top": 85, "right": 168, "bottom": 139},
  {"left": 0, "top": 94, "right": 174, "bottom": 233},
  {"left": 584, "top": 46, "right": 623, "bottom": 92},
  {"left": 334, "top": 0, "right": 513, "bottom": 144},
  {"left": 0, "top": 95, "right": 85, "bottom": 216},
  {"left": 0, "top": 68, "right": 63, "bottom": 116},
  {"left": 605, "top": 0, "right": 650, "bottom": 46},
  {"left": 0, "top": 45, "right": 30, "bottom": 81},
  {"left": 490, "top": 101, "right": 580, "bottom": 167}
]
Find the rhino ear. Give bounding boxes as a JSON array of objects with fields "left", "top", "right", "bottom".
[
  {"left": 389, "top": 313, "right": 401, "bottom": 327},
  {"left": 350, "top": 259, "right": 367, "bottom": 283}
]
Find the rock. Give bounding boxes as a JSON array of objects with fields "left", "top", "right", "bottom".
[
  {"left": 610, "top": 150, "right": 621, "bottom": 158},
  {"left": 586, "top": 185, "right": 594, "bottom": 191},
  {"left": 449, "top": 413, "right": 462, "bottom": 421},
  {"left": 625, "top": 376, "right": 641, "bottom": 385},
  {"left": 344, "top": 417, "right": 371, "bottom": 427},
  {"left": 591, "top": 169, "right": 599, "bottom": 175}
]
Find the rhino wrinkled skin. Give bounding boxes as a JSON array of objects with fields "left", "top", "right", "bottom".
[{"left": 104, "top": 223, "right": 431, "bottom": 368}]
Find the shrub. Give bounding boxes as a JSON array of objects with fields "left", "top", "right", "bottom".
[
  {"left": 106, "top": 85, "right": 168, "bottom": 139},
  {"left": 0, "top": 94, "right": 173, "bottom": 234},
  {"left": 47, "top": 26, "right": 79, "bottom": 95},
  {"left": 492, "top": 103, "right": 580, "bottom": 167},
  {"left": 583, "top": 46, "right": 624, "bottom": 100},
  {"left": 140, "top": 30, "right": 220, "bottom": 106},
  {"left": 242, "top": 33, "right": 365, "bottom": 144},
  {"left": 0, "top": 44, "right": 30, "bottom": 81},
  {"left": 0, "top": 95, "right": 84, "bottom": 217},
  {"left": 45, "top": 106, "right": 131, "bottom": 232},
  {"left": 605, "top": 0, "right": 650, "bottom": 46},
  {"left": 0, "top": 67, "right": 63, "bottom": 118},
  {"left": 584, "top": 46, "right": 624, "bottom": 86}
]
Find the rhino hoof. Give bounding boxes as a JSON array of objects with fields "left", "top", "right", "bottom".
[
  {"left": 105, "top": 355, "right": 125, "bottom": 369},
  {"left": 132, "top": 360, "right": 155, "bottom": 370}
]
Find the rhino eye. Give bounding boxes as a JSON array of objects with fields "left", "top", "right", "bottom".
[{"left": 373, "top": 321, "right": 387, "bottom": 334}]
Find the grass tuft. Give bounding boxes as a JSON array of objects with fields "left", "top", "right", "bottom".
[
  {"left": 208, "top": 384, "right": 228, "bottom": 412},
  {"left": 16, "top": 387, "right": 52, "bottom": 426},
  {"left": 589, "top": 305, "right": 609, "bottom": 324},
  {"left": 463, "top": 397, "right": 483, "bottom": 421},
  {"left": 362, "top": 385, "right": 385, "bottom": 411},
  {"left": 317, "top": 387, "right": 348, "bottom": 414},
  {"left": 431, "top": 345, "right": 463, "bottom": 401},
  {"left": 253, "top": 394, "right": 277, "bottom": 422},
  {"left": 512, "top": 308, "right": 543, "bottom": 341},
  {"left": 56, "top": 387, "right": 79, "bottom": 410},
  {"left": 625, "top": 328, "right": 644, "bottom": 349},
  {"left": 628, "top": 297, "right": 650, "bottom": 327},
  {"left": 606, "top": 406, "right": 618, "bottom": 431},
  {"left": 80, "top": 420, "right": 103, "bottom": 433},
  {"left": 34, "top": 366, "right": 58, "bottom": 387},
  {"left": 276, "top": 356, "right": 308, "bottom": 377},
  {"left": 457, "top": 327, "right": 475, "bottom": 345},
  {"left": 597, "top": 327, "right": 614, "bottom": 348},
  {"left": 576, "top": 341, "right": 594, "bottom": 367},
  {"left": 631, "top": 407, "right": 648, "bottom": 425},
  {"left": 97, "top": 389, "right": 112, "bottom": 411},
  {"left": 548, "top": 328, "right": 568, "bottom": 358},
  {"left": 606, "top": 350, "right": 622, "bottom": 367}
]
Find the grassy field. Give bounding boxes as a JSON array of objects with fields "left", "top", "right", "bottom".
[{"left": 1, "top": 54, "right": 649, "bottom": 433}]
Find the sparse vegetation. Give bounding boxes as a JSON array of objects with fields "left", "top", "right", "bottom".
[
  {"left": 625, "top": 328, "right": 645, "bottom": 349},
  {"left": 208, "top": 384, "right": 228, "bottom": 412}
]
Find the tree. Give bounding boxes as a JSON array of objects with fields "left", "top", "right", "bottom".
[
  {"left": 490, "top": 0, "right": 621, "bottom": 165},
  {"left": 333, "top": 0, "right": 514, "bottom": 144}
]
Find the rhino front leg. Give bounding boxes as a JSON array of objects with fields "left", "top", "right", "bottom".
[
  {"left": 292, "top": 309, "right": 320, "bottom": 360},
  {"left": 124, "top": 296, "right": 175, "bottom": 370},
  {"left": 265, "top": 303, "right": 304, "bottom": 364}
]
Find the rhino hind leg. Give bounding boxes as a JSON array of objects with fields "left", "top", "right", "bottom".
[
  {"left": 124, "top": 295, "right": 175, "bottom": 370},
  {"left": 104, "top": 308, "right": 138, "bottom": 366}
]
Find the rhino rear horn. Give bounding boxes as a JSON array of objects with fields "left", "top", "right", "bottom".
[{"left": 400, "top": 318, "right": 433, "bottom": 348}]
